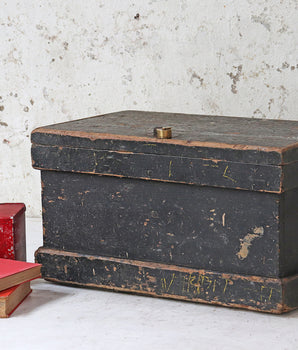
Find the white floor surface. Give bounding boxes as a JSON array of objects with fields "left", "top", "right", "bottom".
[{"left": 0, "top": 218, "right": 298, "bottom": 350}]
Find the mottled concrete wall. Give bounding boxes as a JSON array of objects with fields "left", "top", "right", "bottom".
[{"left": 0, "top": 1, "right": 297, "bottom": 216}]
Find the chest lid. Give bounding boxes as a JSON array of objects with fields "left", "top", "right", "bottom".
[{"left": 31, "top": 110, "right": 298, "bottom": 193}]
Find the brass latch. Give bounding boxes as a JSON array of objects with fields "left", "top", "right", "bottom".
[{"left": 153, "top": 127, "right": 172, "bottom": 139}]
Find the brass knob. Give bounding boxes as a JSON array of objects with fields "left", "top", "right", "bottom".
[{"left": 153, "top": 127, "right": 172, "bottom": 139}]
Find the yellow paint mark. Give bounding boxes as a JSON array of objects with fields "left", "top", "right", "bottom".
[
  {"left": 223, "top": 279, "right": 230, "bottom": 293},
  {"left": 203, "top": 162, "right": 218, "bottom": 168},
  {"left": 93, "top": 152, "right": 98, "bottom": 168},
  {"left": 204, "top": 276, "right": 212, "bottom": 291},
  {"left": 178, "top": 273, "right": 236, "bottom": 297},
  {"left": 161, "top": 273, "right": 175, "bottom": 292},
  {"left": 222, "top": 213, "right": 226, "bottom": 227},
  {"left": 169, "top": 160, "right": 173, "bottom": 178},
  {"left": 260, "top": 285, "right": 265, "bottom": 302},
  {"left": 187, "top": 274, "right": 196, "bottom": 292},
  {"left": 213, "top": 279, "right": 216, "bottom": 292},
  {"left": 182, "top": 276, "right": 188, "bottom": 293},
  {"left": 236, "top": 226, "right": 264, "bottom": 260},
  {"left": 190, "top": 275, "right": 201, "bottom": 294},
  {"left": 223, "top": 165, "right": 237, "bottom": 183},
  {"left": 261, "top": 286, "right": 274, "bottom": 303}
]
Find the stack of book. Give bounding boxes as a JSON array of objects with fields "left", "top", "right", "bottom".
[{"left": 0, "top": 258, "right": 41, "bottom": 317}]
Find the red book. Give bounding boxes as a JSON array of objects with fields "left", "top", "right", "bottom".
[
  {"left": 0, "top": 282, "right": 32, "bottom": 317},
  {"left": 0, "top": 203, "right": 26, "bottom": 261},
  {"left": 0, "top": 258, "right": 41, "bottom": 291}
]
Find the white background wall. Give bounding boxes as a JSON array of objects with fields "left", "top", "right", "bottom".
[{"left": 0, "top": 1, "right": 297, "bottom": 217}]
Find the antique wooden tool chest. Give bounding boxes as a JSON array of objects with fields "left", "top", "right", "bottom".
[{"left": 31, "top": 110, "right": 298, "bottom": 313}]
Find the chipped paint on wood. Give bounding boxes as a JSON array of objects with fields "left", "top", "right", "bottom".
[
  {"left": 222, "top": 213, "right": 226, "bottom": 227},
  {"left": 237, "top": 227, "right": 265, "bottom": 260}
]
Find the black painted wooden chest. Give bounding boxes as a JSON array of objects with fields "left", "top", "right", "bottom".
[{"left": 31, "top": 110, "right": 298, "bottom": 313}]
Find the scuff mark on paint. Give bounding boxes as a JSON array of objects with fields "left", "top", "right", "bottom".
[
  {"left": 43, "top": 87, "right": 54, "bottom": 104},
  {"left": 4, "top": 48, "right": 22, "bottom": 65},
  {"left": 268, "top": 98, "right": 274, "bottom": 111},
  {"left": 278, "top": 85, "right": 288, "bottom": 119},
  {"left": 237, "top": 227, "right": 264, "bottom": 260},
  {"left": 169, "top": 160, "right": 173, "bottom": 178},
  {"left": 276, "top": 62, "right": 297, "bottom": 72},
  {"left": 222, "top": 213, "right": 226, "bottom": 227},
  {"left": 189, "top": 70, "right": 204, "bottom": 87},
  {"left": 253, "top": 109, "right": 266, "bottom": 119},
  {"left": 227, "top": 65, "right": 242, "bottom": 94},
  {"left": 251, "top": 15, "right": 271, "bottom": 31}
]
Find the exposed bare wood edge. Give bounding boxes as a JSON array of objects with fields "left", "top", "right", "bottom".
[
  {"left": 283, "top": 159, "right": 298, "bottom": 166},
  {"left": 44, "top": 277, "right": 287, "bottom": 314},
  {"left": 280, "top": 143, "right": 298, "bottom": 165},
  {"left": 282, "top": 142, "right": 298, "bottom": 153},
  {"left": 31, "top": 128, "right": 284, "bottom": 153},
  {"left": 32, "top": 167, "right": 283, "bottom": 194},
  {"left": 36, "top": 247, "right": 284, "bottom": 284},
  {"left": 282, "top": 274, "right": 298, "bottom": 283}
]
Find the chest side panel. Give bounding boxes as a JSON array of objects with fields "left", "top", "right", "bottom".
[{"left": 41, "top": 171, "right": 280, "bottom": 277}]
